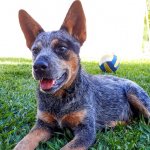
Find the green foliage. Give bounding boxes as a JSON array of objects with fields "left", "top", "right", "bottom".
[
  {"left": 0, "top": 58, "right": 150, "bottom": 150},
  {"left": 143, "top": 0, "right": 150, "bottom": 49}
]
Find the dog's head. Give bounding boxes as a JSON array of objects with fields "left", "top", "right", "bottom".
[{"left": 18, "top": 0, "right": 86, "bottom": 94}]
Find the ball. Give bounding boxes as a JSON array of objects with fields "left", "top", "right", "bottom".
[{"left": 99, "top": 54, "right": 120, "bottom": 73}]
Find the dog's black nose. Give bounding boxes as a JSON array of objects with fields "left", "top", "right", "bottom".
[{"left": 33, "top": 61, "right": 48, "bottom": 72}]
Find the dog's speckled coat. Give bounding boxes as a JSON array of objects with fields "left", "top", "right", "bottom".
[{"left": 14, "top": 1, "right": 150, "bottom": 150}]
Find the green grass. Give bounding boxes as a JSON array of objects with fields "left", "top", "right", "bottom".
[{"left": 0, "top": 58, "right": 150, "bottom": 150}]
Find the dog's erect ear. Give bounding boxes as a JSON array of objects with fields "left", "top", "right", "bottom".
[
  {"left": 60, "top": 0, "right": 86, "bottom": 45},
  {"left": 18, "top": 10, "right": 44, "bottom": 49}
]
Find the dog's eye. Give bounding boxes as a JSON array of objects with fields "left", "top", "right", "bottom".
[
  {"left": 32, "top": 47, "right": 41, "bottom": 55},
  {"left": 55, "top": 45, "right": 68, "bottom": 53}
]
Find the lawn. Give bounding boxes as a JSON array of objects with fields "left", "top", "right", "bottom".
[{"left": 0, "top": 58, "right": 150, "bottom": 150}]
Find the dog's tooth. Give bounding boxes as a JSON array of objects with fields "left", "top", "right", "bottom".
[{"left": 52, "top": 80, "right": 56, "bottom": 85}]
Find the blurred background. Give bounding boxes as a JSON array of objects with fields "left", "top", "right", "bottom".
[{"left": 0, "top": 0, "right": 149, "bottom": 61}]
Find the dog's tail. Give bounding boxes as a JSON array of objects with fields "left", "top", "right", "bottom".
[{"left": 125, "top": 81, "right": 150, "bottom": 119}]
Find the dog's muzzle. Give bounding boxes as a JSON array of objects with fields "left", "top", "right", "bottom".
[{"left": 33, "top": 60, "right": 68, "bottom": 93}]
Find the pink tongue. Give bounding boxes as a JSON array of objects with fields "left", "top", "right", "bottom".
[{"left": 40, "top": 79, "right": 55, "bottom": 90}]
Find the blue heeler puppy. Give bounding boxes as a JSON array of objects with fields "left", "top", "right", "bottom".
[{"left": 14, "top": 0, "right": 150, "bottom": 149}]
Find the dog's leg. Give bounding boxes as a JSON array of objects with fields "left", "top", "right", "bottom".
[
  {"left": 60, "top": 123, "right": 96, "bottom": 150},
  {"left": 60, "top": 136, "right": 86, "bottom": 150},
  {"left": 107, "top": 121, "right": 128, "bottom": 128},
  {"left": 128, "top": 94, "right": 150, "bottom": 118},
  {"left": 13, "top": 126, "right": 51, "bottom": 150},
  {"left": 126, "top": 81, "right": 150, "bottom": 119}
]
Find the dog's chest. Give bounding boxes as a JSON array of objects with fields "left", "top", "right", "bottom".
[
  {"left": 37, "top": 108, "right": 86, "bottom": 128},
  {"left": 38, "top": 90, "right": 87, "bottom": 128}
]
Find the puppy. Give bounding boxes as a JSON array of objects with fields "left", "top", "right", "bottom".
[{"left": 14, "top": 0, "right": 150, "bottom": 149}]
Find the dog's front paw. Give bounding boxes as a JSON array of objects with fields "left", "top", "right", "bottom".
[
  {"left": 60, "top": 144, "right": 86, "bottom": 150},
  {"left": 13, "top": 139, "right": 35, "bottom": 150},
  {"left": 13, "top": 141, "right": 27, "bottom": 150}
]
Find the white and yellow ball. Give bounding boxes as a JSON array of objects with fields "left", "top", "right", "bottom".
[{"left": 99, "top": 54, "right": 120, "bottom": 73}]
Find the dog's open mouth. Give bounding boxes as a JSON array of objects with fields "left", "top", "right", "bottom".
[{"left": 39, "top": 72, "right": 68, "bottom": 93}]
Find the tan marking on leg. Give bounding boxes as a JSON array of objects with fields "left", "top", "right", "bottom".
[
  {"left": 61, "top": 136, "right": 86, "bottom": 150},
  {"left": 107, "top": 121, "right": 128, "bottom": 128},
  {"left": 128, "top": 94, "right": 150, "bottom": 118},
  {"left": 13, "top": 128, "right": 51, "bottom": 150},
  {"left": 37, "top": 109, "right": 56, "bottom": 125},
  {"left": 61, "top": 109, "right": 87, "bottom": 128}
]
